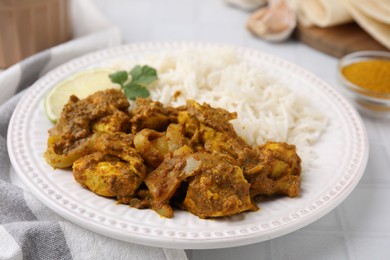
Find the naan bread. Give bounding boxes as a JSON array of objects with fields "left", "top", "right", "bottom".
[
  {"left": 342, "top": 0, "right": 390, "bottom": 49},
  {"left": 292, "top": 0, "right": 353, "bottom": 27},
  {"left": 292, "top": 0, "right": 390, "bottom": 49}
]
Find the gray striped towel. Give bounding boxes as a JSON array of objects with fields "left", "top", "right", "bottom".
[{"left": 0, "top": 27, "right": 188, "bottom": 260}]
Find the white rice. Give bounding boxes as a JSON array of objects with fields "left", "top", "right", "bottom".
[{"left": 113, "top": 47, "right": 328, "bottom": 169}]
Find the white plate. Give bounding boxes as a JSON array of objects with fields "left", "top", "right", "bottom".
[{"left": 7, "top": 42, "right": 369, "bottom": 249}]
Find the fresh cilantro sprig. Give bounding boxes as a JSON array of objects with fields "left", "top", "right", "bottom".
[{"left": 109, "top": 65, "right": 157, "bottom": 100}]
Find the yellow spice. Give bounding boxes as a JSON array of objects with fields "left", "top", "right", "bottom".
[{"left": 341, "top": 60, "right": 390, "bottom": 94}]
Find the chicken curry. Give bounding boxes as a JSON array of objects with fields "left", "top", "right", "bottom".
[{"left": 45, "top": 89, "right": 301, "bottom": 219}]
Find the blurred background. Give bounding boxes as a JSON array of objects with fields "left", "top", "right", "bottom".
[
  {"left": 1, "top": 0, "right": 388, "bottom": 103},
  {"left": 1, "top": 0, "right": 388, "bottom": 68}
]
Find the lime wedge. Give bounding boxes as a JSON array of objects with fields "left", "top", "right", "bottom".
[{"left": 44, "top": 69, "right": 120, "bottom": 123}]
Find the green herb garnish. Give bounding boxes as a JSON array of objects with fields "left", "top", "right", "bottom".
[{"left": 109, "top": 65, "right": 157, "bottom": 100}]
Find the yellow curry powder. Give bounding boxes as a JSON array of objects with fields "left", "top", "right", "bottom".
[{"left": 341, "top": 59, "right": 390, "bottom": 94}]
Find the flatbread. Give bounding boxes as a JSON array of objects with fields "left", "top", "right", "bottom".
[
  {"left": 293, "top": 0, "right": 353, "bottom": 27},
  {"left": 350, "top": 0, "right": 390, "bottom": 25},
  {"left": 344, "top": 0, "right": 390, "bottom": 49},
  {"left": 292, "top": 0, "right": 389, "bottom": 50}
]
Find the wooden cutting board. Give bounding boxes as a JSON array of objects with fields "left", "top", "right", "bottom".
[{"left": 295, "top": 22, "right": 388, "bottom": 58}]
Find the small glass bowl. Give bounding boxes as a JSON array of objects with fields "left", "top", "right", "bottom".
[{"left": 338, "top": 51, "right": 390, "bottom": 118}]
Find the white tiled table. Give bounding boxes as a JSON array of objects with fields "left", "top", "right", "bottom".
[{"left": 93, "top": 1, "right": 390, "bottom": 259}]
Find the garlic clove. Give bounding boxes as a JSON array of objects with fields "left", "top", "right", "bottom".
[{"left": 247, "top": 0, "right": 297, "bottom": 42}]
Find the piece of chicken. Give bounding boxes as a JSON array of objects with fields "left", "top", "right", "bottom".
[
  {"left": 242, "top": 141, "right": 302, "bottom": 199},
  {"left": 45, "top": 89, "right": 130, "bottom": 168},
  {"left": 93, "top": 108, "right": 131, "bottom": 133},
  {"left": 183, "top": 152, "right": 256, "bottom": 218},
  {"left": 93, "top": 132, "right": 143, "bottom": 163},
  {"left": 178, "top": 100, "right": 250, "bottom": 159},
  {"left": 143, "top": 145, "right": 199, "bottom": 218},
  {"left": 73, "top": 132, "right": 146, "bottom": 203},
  {"left": 130, "top": 98, "right": 178, "bottom": 134},
  {"left": 73, "top": 152, "right": 144, "bottom": 201}
]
